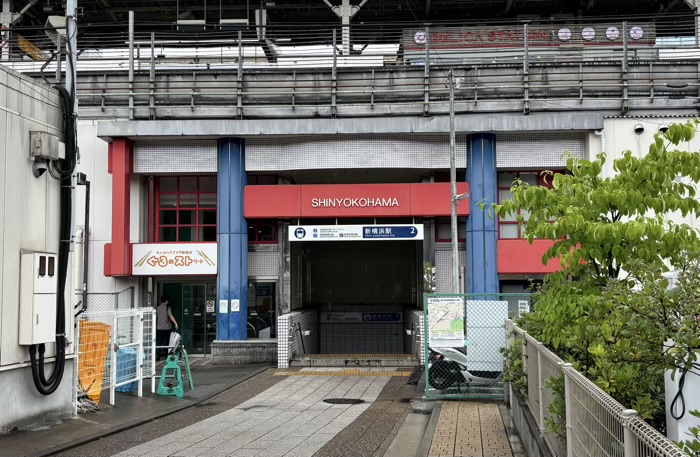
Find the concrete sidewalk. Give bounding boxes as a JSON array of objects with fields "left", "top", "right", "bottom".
[{"left": 0, "top": 362, "right": 270, "bottom": 457}]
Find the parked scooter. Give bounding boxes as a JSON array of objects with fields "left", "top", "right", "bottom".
[{"left": 427, "top": 347, "right": 503, "bottom": 391}]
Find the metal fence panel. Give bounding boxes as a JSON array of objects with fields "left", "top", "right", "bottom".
[
  {"left": 77, "top": 308, "right": 156, "bottom": 406},
  {"left": 506, "top": 320, "right": 691, "bottom": 457},
  {"left": 424, "top": 293, "right": 531, "bottom": 400}
]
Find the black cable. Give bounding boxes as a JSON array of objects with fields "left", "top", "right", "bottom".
[
  {"left": 670, "top": 367, "right": 688, "bottom": 420},
  {"left": 29, "top": 81, "right": 76, "bottom": 395}
]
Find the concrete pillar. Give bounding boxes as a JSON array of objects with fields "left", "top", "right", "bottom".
[
  {"left": 104, "top": 138, "right": 133, "bottom": 277},
  {"left": 465, "top": 133, "right": 499, "bottom": 294},
  {"left": 217, "top": 138, "right": 248, "bottom": 340}
]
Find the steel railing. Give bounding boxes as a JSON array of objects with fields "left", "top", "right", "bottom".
[
  {"left": 2, "top": 15, "right": 700, "bottom": 118},
  {"left": 506, "top": 320, "right": 690, "bottom": 457}
]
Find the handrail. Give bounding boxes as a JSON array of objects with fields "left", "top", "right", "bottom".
[{"left": 505, "top": 320, "right": 690, "bottom": 457}]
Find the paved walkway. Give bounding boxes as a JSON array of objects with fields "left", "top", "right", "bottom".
[
  {"left": 429, "top": 402, "right": 513, "bottom": 457},
  {"left": 115, "top": 369, "right": 398, "bottom": 457}
]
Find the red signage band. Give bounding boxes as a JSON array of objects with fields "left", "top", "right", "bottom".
[{"left": 244, "top": 182, "right": 470, "bottom": 219}]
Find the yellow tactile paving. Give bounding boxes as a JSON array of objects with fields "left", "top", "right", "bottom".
[
  {"left": 274, "top": 370, "right": 411, "bottom": 377},
  {"left": 296, "top": 353, "right": 416, "bottom": 359},
  {"left": 429, "top": 402, "right": 513, "bottom": 457}
]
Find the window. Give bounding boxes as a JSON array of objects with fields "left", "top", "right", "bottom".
[
  {"left": 248, "top": 220, "right": 277, "bottom": 243},
  {"left": 498, "top": 171, "right": 557, "bottom": 239},
  {"left": 248, "top": 175, "right": 278, "bottom": 185},
  {"left": 157, "top": 176, "right": 217, "bottom": 242},
  {"left": 435, "top": 217, "right": 466, "bottom": 242}
]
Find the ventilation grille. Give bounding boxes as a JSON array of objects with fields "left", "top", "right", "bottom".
[
  {"left": 496, "top": 133, "right": 585, "bottom": 169},
  {"left": 248, "top": 250, "right": 279, "bottom": 277},
  {"left": 134, "top": 140, "right": 217, "bottom": 174},
  {"left": 435, "top": 246, "right": 466, "bottom": 294},
  {"left": 246, "top": 134, "right": 467, "bottom": 171}
]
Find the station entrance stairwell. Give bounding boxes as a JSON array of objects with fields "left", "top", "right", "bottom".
[{"left": 288, "top": 240, "right": 423, "bottom": 367}]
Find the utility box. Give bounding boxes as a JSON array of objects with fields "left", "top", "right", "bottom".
[
  {"left": 29, "top": 131, "right": 64, "bottom": 161},
  {"left": 19, "top": 252, "right": 58, "bottom": 345}
]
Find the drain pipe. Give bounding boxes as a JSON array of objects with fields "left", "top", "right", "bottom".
[
  {"left": 76, "top": 173, "right": 90, "bottom": 316},
  {"left": 594, "top": 129, "right": 607, "bottom": 177}
]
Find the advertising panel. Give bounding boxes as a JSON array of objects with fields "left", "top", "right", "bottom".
[{"left": 132, "top": 243, "right": 217, "bottom": 275}]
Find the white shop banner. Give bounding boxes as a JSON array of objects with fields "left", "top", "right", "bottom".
[
  {"left": 289, "top": 224, "right": 424, "bottom": 242},
  {"left": 132, "top": 243, "right": 217, "bottom": 275}
]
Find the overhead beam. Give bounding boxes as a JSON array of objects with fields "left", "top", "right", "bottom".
[{"left": 96, "top": 113, "right": 604, "bottom": 139}]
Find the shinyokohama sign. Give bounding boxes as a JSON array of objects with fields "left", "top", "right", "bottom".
[{"left": 311, "top": 197, "right": 400, "bottom": 208}]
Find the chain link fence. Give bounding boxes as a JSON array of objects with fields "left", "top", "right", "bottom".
[
  {"left": 507, "top": 320, "right": 690, "bottom": 457},
  {"left": 423, "top": 293, "right": 531, "bottom": 400},
  {"left": 77, "top": 308, "right": 155, "bottom": 407},
  {"left": 77, "top": 287, "right": 136, "bottom": 314}
]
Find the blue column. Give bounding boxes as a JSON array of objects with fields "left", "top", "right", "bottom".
[
  {"left": 217, "top": 138, "right": 248, "bottom": 340},
  {"left": 466, "top": 133, "right": 499, "bottom": 295}
]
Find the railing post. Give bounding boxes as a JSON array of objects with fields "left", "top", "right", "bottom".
[
  {"left": 562, "top": 363, "right": 574, "bottom": 457},
  {"left": 149, "top": 32, "right": 155, "bottom": 119},
  {"left": 110, "top": 312, "right": 117, "bottom": 406},
  {"left": 621, "top": 409, "right": 639, "bottom": 457},
  {"left": 151, "top": 310, "right": 156, "bottom": 393},
  {"left": 621, "top": 21, "right": 629, "bottom": 114},
  {"left": 523, "top": 22, "right": 530, "bottom": 115},
  {"left": 128, "top": 11, "right": 135, "bottom": 120},
  {"left": 137, "top": 310, "right": 144, "bottom": 398},
  {"left": 237, "top": 29, "right": 243, "bottom": 119},
  {"left": 504, "top": 322, "right": 514, "bottom": 405},
  {"left": 536, "top": 342, "right": 545, "bottom": 431},
  {"left": 423, "top": 26, "right": 430, "bottom": 116},
  {"left": 332, "top": 28, "right": 337, "bottom": 118}
]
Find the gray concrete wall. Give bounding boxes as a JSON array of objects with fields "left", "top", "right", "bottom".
[
  {"left": 510, "top": 392, "right": 553, "bottom": 457},
  {"left": 0, "top": 65, "right": 75, "bottom": 433},
  {"left": 0, "top": 360, "right": 75, "bottom": 434},
  {"left": 212, "top": 340, "right": 277, "bottom": 365}
]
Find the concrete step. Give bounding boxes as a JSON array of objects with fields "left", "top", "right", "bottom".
[{"left": 290, "top": 353, "right": 420, "bottom": 367}]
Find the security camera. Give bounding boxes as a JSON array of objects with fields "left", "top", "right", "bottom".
[
  {"left": 634, "top": 124, "right": 645, "bottom": 135},
  {"left": 32, "top": 160, "right": 48, "bottom": 178},
  {"left": 659, "top": 125, "right": 669, "bottom": 133}
]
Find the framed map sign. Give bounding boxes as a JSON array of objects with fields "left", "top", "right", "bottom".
[{"left": 427, "top": 296, "right": 465, "bottom": 348}]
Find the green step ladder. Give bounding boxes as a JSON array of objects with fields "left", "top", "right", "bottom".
[{"left": 156, "top": 348, "right": 194, "bottom": 399}]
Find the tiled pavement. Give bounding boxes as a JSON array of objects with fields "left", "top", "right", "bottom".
[
  {"left": 429, "top": 402, "right": 513, "bottom": 457},
  {"left": 114, "top": 369, "right": 395, "bottom": 457}
]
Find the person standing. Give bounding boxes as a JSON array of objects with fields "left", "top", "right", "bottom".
[{"left": 156, "top": 295, "right": 178, "bottom": 359}]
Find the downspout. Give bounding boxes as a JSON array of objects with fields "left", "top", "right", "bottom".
[{"left": 594, "top": 129, "right": 607, "bottom": 177}]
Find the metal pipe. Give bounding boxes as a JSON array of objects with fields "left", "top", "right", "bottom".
[
  {"left": 55, "top": 36, "right": 62, "bottom": 83},
  {"left": 82, "top": 179, "right": 90, "bottom": 315},
  {"left": 448, "top": 69, "right": 459, "bottom": 294},
  {"left": 128, "top": 11, "right": 134, "bottom": 120},
  {"left": 2, "top": 0, "right": 11, "bottom": 62},
  {"left": 66, "top": 0, "right": 77, "bottom": 108},
  {"left": 423, "top": 26, "right": 430, "bottom": 116}
]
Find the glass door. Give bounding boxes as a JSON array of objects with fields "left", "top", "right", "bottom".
[
  {"left": 247, "top": 282, "right": 276, "bottom": 339},
  {"left": 163, "top": 281, "right": 216, "bottom": 355}
]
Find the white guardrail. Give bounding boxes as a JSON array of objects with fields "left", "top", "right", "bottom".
[{"left": 506, "top": 320, "right": 689, "bottom": 457}]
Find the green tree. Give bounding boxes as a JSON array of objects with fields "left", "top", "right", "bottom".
[{"left": 497, "top": 121, "right": 700, "bottom": 424}]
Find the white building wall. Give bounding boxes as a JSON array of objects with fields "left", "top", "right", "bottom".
[
  {"left": 76, "top": 120, "right": 141, "bottom": 299},
  {"left": 595, "top": 117, "right": 700, "bottom": 231},
  {"left": 0, "top": 66, "right": 75, "bottom": 432}
]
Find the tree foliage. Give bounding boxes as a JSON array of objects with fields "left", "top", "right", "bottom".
[{"left": 498, "top": 120, "right": 700, "bottom": 424}]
